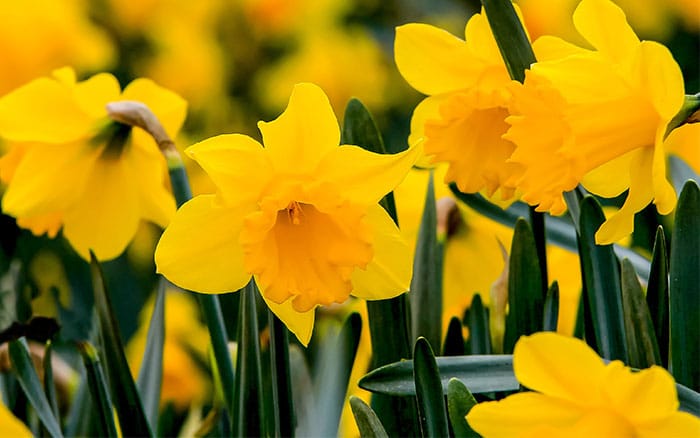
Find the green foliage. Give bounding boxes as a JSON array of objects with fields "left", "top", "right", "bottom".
[
  {"left": 136, "top": 280, "right": 166, "bottom": 429},
  {"left": 446, "top": 378, "right": 479, "bottom": 438},
  {"left": 413, "top": 338, "right": 450, "bottom": 438},
  {"left": 77, "top": 341, "right": 119, "bottom": 437},
  {"left": 349, "top": 396, "right": 389, "bottom": 438},
  {"left": 620, "top": 259, "right": 661, "bottom": 369},
  {"left": 465, "top": 294, "right": 491, "bottom": 355},
  {"left": 268, "top": 311, "right": 295, "bottom": 437},
  {"left": 647, "top": 226, "right": 670, "bottom": 367}
]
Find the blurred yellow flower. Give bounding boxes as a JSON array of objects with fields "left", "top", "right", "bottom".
[
  {"left": 126, "top": 290, "right": 210, "bottom": 410},
  {"left": 506, "top": 0, "right": 685, "bottom": 244},
  {"left": 0, "top": 399, "right": 31, "bottom": 438},
  {"left": 466, "top": 332, "right": 700, "bottom": 437},
  {"left": 0, "top": 67, "right": 186, "bottom": 260},
  {"left": 155, "top": 83, "right": 421, "bottom": 345},
  {"left": 394, "top": 10, "right": 524, "bottom": 201}
]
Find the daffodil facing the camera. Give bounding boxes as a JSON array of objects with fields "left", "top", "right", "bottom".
[
  {"left": 155, "top": 83, "right": 420, "bottom": 345},
  {"left": 505, "top": 0, "right": 686, "bottom": 244},
  {"left": 0, "top": 67, "right": 186, "bottom": 260},
  {"left": 466, "top": 332, "right": 700, "bottom": 437}
]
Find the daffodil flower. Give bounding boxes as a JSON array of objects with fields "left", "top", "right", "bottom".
[
  {"left": 505, "top": 0, "right": 686, "bottom": 244},
  {"left": 0, "top": 399, "right": 31, "bottom": 438},
  {"left": 0, "top": 67, "right": 186, "bottom": 260},
  {"left": 155, "top": 83, "right": 421, "bottom": 345},
  {"left": 467, "top": 332, "right": 700, "bottom": 437},
  {"left": 394, "top": 9, "right": 525, "bottom": 201}
]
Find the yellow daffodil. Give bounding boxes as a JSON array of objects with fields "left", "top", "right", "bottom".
[
  {"left": 505, "top": 0, "right": 685, "bottom": 244},
  {"left": 0, "top": 67, "right": 186, "bottom": 260},
  {"left": 394, "top": 9, "right": 525, "bottom": 201},
  {"left": 155, "top": 83, "right": 420, "bottom": 345},
  {"left": 0, "top": 400, "right": 31, "bottom": 438},
  {"left": 467, "top": 332, "right": 700, "bottom": 437}
]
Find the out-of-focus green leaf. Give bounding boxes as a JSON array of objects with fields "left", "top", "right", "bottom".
[
  {"left": 669, "top": 155, "right": 700, "bottom": 196},
  {"left": 443, "top": 317, "right": 465, "bottom": 356},
  {"left": 9, "top": 338, "right": 62, "bottom": 437},
  {"left": 410, "top": 172, "right": 443, "bottom": 350},
  {"left": 137, "top": 279, "right": 166, "bottom": 429},
  {"left": 669, "top": 180, "right": 700, "bottom": 391},
  {"left": 446, "top": 378, "right": 479, "bottom": 438},
  {"left": 576, "top": 197, "right": 628, "bottom": 362},
  {"left": 359, "top": 355, "right": 518, "bottom": 396},
  {"left": 268, "top": 311, "right": 295, "bottom": 437},
  {"left": 543, "top": 282, "right": 560, "bottom": 332},
  {"left": 677, "top": 383, "right": 700, "bottom": 416},
  {"left": 466, "top": 294, "right": 491, "bottom": 355},
  {"left": 349, "top": 396, "right": 389, "bottom": 438},
  {"left": 620, "top": 259, "right": 661, "bottom": 369},
  {"left": 90, "top": 254, "right": 152, "bottom": 437},
  {"left": 42, "top": 341, "right": 59, "bottom": 421},
  {"left": 344, "top": 97, "right": 419, "bottom": 437},
  {"left": 413, "top": 338, "right": 449, "bottom": 438},
  {"left": 314, "top": 313, "right": 362, "bottom": 437},
  {"left": 646, "top": 227, "right": 669, "bottom": 367},
  {"left": 504, "top": 218, "right": 544, "bottom": 353},
  {"left": 233, "top": 280, "right": 265, "bottom": 437},
  {"left": 77, "top": 341, "right": 119, "bottom": 437}
]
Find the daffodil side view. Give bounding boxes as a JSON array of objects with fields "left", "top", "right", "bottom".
[{"left": 0, "top": 0, "right": 698, "bottom": 437}]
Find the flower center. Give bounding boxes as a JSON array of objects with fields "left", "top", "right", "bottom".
[
  {"left": 92, "top": 121, "right": 132, "bottom": 159},
  {"left": 285, "top": 201, "right": 303, "bottom": 225}
]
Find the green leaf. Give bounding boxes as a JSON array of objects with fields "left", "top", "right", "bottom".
[
  {"left": 446, "top": 378, "right": 479, "bottom": 438},
  {"left": 529, "top": 208, "right": 549, "bottom": 290},
  {"left": 480, "top": 0, "right": 536, "bottom": 83},
  {"left": 504, "top": 218, "right": 544, "bottom": 353},
  {"left": 268, "top": 310, "right": 295, "bottom": 437},
  {"left": 466, "top": 294, "right": 491, "bottom": 355},
  {"left": 77, "top": 341, "right": 119, "bottom": 437},
  {"left": 669, "top": 180, "right": 700, "bottom": 391},
  {"left": 677, "top": 383, "right": 700, "bottom": 417},
  {"left": 233, "top": 280, "right": 265, "bottom": 437},
  {"left": 314, "top": 313, "right": 362, "bottom": 437},
  {"left": 442, "top": 317, "right": 465, "bottom": 356},
  {"left": 620, "top": 259, "right": 661, "bottom": 369},
  {"left": 9, "top": 338, "right": 63, "bottom": 438},
  {"left": 410, "top": 172, "right": 443, "bottom": 350},
  {"left": 359, "top": 355, "right": 518, "bottom": 396},
  {"left": 136, "top": 279, "right": 166, "bottom": 429},
  {"left": 646, "top": 226, "right": 670, "bottom": 367},
  {"left": 576, "top": 196, "right": 628, "bottom": 362},
  {"left": 542, "top": 282, "right": 560, "bottom": 332},
  {"left": 90, "top": 254, "right": 152, "bottom": 437},
  {"left": 349, "top": 396, "right": 389, "bottom": 438},
  {"left": 42, "top": 341, "right": 59, "bottom": 421},
  {"left": 414, "top": 338, "right": 449, "bottom": 438}
]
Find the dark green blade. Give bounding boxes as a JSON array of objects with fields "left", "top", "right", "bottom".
[{"left": 413, "top": 338, "right": 450, "bottom": 438}]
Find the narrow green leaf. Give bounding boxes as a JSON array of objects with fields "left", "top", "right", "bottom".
[
  {"left": 543, "top": 282, "right": 560, "bottom": 332},
  {"left": 669, "top": 180, "right": 700, "bottom": 391},
  {"left": 411, "top": 172, "right": 443, "bottom": 349},
  {"left": 577, "top": 196, "right": 628, "bottom": 362},
  {"left": 137, "top": 279, "right": 166, "bottom": 429},
  {"left": 350, "top": 396, "right": 389, "bottom": 438},
  {"left": 442, "top": 317, "right": 465, "bottom": 356},
  {"left": 504, "top": 218, "right": 544, "bottom": 353},
  {"left": 9, "top": 338, "right": 63, "bottom": 437},
  {"left": 90, "top": 254, "right": 152, "bottom": 437},
  {"left": 620, "top": 259, "right": 661, "bottom": 369},
  {"left": 646, "top": 226, "right": 670, "bottom": 367},
  {"left": 446, "top": 378, "right": 479, "bottom": 438},
  {"left": 344, "top": 97, "right": 419, "bottom": 437},
  {"left": 77, "top": 341, "right": 119, "bottom": 438},
  {"left": 314, "top": 313, "right": 362, "bottom": 437},
  {"left": 268, "top": 310, "right": 295, "bottom": 437},
  {"left": 678, "top": 383, "right": 700, "bottom": 417},
  {"left": 529, "top": 208, "right": 548, "bottom": 291},
  {"left": 669, "top": 155, "right": 700, "bottom": 195},
  {"left": 42, "top": 341, "right": 59, "bottom": 421},
  {"left": 480, "top": 0, "right": 536, "bottom": 83},
  {"left": 414, "top": 338, "right": 449, "bottom": 438},
  {"left": 64, "top": 379, "right": 94, "bottom": 437},
  {"left": 359, "top": 355, "right": 518, "bottom": 396},
  {"left": 466, "top": 294, "right": 491, "bottom": 355},
  {"left": 233, "top": 280, "right": 265, "bottom": 437}
]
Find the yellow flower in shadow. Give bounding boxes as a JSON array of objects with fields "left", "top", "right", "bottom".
[
  {"left": 467, "top": 332, "right": 700, "bottom": 437},
  {"left": 0, "top": 399, "right": 31, "bottom": 438},
  {"left": 155, "top": 83, "right": 421, "bottom": 345},
  {"left": 0, "top": 67, "right": 186, "bottom": 260}
]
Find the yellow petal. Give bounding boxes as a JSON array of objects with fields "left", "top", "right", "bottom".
[
  {"left": 513, "top": 332, "right": 607, "bottom": 404},
  {"left": 260, "top": 292, "right": 316, "bottom": 346},
  {"left": 186, "top": 134, "right": 273, "bottom": 206},
  {"left": 0, "top": 400, "right": 32, "bottom": 438},
  {"left": 125, "top": 142, "right": 175, "bottom": 228},
  {"left": 573, "top": 0, "right": 639, "bottom": 62},
  {"left": 640, "top": 411, "right": 700, "bottom": 438},
  {"left": 316, "top": 142, "right": 421, "bottom": 205},
  {"left": 0, "top": 77, "right": 93, "bottom": 143},
  {"left": 72, "top": 73, "right": 121, "bottom": 119},
  {"left": 17, "top": 211, "right": 63, "bottom": 238},
  {"left": 351, "top": 204, "right": 412, "bottom": 300},
  {"left": 394, "top": 23, "right": 479, "bottom": 95},
  {"left": 257, "top": 83, "right": 339, "bottom": 175},
  {"left": 665, "top": 123, "right": 700, "bottom": 175},
  {"left": 121, "top": 78, "right": 188, "bottom": 139},
  {"left": 628, "top": 41, "right": 684, "bottom": 121},
  {"left": 155, "top": 195, "right": 252, "bottom": 293},
  {"left": 581, "top": 149, "right": 634, "bottom": 198},
  {"left": 466, "top": 392, "right": 583, "bottom": 437},
  {"left": 409, "top": 95, "right": 447, "bottom": 152},
  {"left": 464, "top": 11, "right": 508, "bottom": 68},
  {"left": 532, "top": 35, "right": 589, "bottom": 62},
  {"left": 62, "top": 157, "right": 140, "bottom": 261}
]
